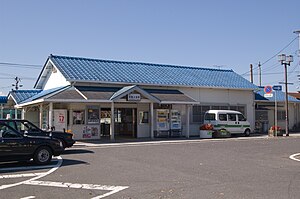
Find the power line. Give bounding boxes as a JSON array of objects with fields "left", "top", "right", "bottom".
[
  {"left": 0, "top": 62, "right": 42, "bottom": 69},
  {"left": 0, "top": 85, "right": 12, "bottom": 89},
  {"left": 0, "top": 62, "right": 41, "bottom": 67},
  {"left": 251, "top": 71, "right": 300, "bottom": 76},
  {"left": 260, "top": 36, "right": 298, "bottom": 66},
  {"left": 241, "top": 36, "right": 299, "bottom": 76},
  {"left": 0, "top": 75, "right": 35, "bottom": 80}
]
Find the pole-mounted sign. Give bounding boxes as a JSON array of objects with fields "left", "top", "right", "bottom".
[
  {"left": 272, "top": 85, "right": 282, "bottom": 91},
  {"left": 264, "top": 85, "right": 273, "bottom": 98}
]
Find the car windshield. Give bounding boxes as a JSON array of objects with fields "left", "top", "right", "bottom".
[
  {"left": 17, "top": 121, "right": 41, "bottom": 133},
  {"left": 204, "top": 113, "right": 216, "bottom": 121}
]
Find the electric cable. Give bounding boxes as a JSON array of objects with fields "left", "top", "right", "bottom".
[{"left": 240, "top": 36, "right": 299, "bottom": 76}]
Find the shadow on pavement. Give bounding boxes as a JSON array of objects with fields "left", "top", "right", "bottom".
[
  {"left": 0, "top": 157, "right": 88, "bottom": 173},
  {"left": 60, "top": 158, "right": 89, "bottom": 167},
  {"left": 62, "top": 149, "right": 94, "bottom": 155}
]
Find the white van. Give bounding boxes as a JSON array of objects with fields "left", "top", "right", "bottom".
[{"left": 203, "top": 110, "right": 251, "bottom": 136}]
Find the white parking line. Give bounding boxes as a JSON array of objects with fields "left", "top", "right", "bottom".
[
  {"left": 24, "top": 180, "right": 128, "bottom": 199},
  {"left": 73, "top": 136, "right": 270, "bottom": 150},
  {"left": 289, "top": 153, "right": 300, "bottom": 162},
  {"left": 0, "top": 156, "right": 62, "bottom": 190},
  {"left": 0, "top": 172, "right": 46, "bottom": 179},
  {"left": 20, "top": 196, "right": 36, "bottom": 199}
]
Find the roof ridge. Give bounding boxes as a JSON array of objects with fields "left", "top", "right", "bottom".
[
  {"left": 11, "top": 89, "right": 42, "bottom": 93},
  {"left": 50, "top": 54, "right": 233, "bottom": 72}
]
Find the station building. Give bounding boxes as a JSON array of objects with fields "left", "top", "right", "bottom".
[
  {"left": 254, "top": 88, "right": 300, "bottom": 133},
  {"left": 7, "top": 54, "right": 258, "bottom": 140}
]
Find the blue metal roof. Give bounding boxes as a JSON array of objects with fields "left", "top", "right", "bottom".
[
  {"left": 9, "top": 90, "right": 42, "bottom": 104},
  {"left": 110, "top": 85, "right": 136, "bottom": 100},
  {"left": 20, "top": 86, "right": 69, "bottom": 104},
  {"left": 0, "top": 96, "right": 7, "bottom": 104},
  {"left": 255, "top": 88, "right": 300, "bottom": 102},
  {"left": 49, "top": 55, "right": 257, "bottom": 90}
]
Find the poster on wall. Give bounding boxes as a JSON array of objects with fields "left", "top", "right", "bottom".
[
  {"left": 87, "top": 106, "right": 100, "bottom": 124},
  {"left": 73, "top": 110, "right": 85, "bottom": 124},
  {"left": 83, "top": 125, "right": 99, "bottom": 139},
  {"left": 53, "top": 109, "right": 67, "bottom": 131}
]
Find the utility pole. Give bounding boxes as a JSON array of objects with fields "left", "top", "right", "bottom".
[
  {"left": 293, "top": 30, "right": 300, "bottom": 90},
  {"left": 12, "top": 77, "right": 23, "bottom": 90},
  {"left": 258, "top": 62, "right": 261, "bottom": 86},
  {"left": 293, "top": 30, "right": 300, "bottom": 57},
  {"left": 250, "top": 64, "right": 253, "bottom": 83},
  {"left": 278, "top": 54, "right": 293, "bottom": 136}
]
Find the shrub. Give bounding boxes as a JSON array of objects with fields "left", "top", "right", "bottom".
[
  {"left": 270, "top": 126, "right": 281, "bottom": 131},
  {"left": 200, "top": 124, "right": 214, "bottom": 130}
]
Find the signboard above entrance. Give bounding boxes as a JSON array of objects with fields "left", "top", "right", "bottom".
[{"left": 127, "top": 93, "right": 141, "bottom": 101}]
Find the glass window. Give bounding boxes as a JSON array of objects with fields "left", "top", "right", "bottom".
[
  {"left": 6, "top": 121, "right": 16, "bottom": 129},
  {"left": 219, "top": 114, "right": 227, "bottom": 121},
  {"left": 192, "top": 105, "right": 201, "bottom": 123},
  {"left": 229, "top": 106, "right": 237, "bottom": 111},
  {"left": 139, "top": 111, "right": 149, "bottom": 124},
  {"left": 0, "top": 124, "right": 21, "bottom": 138},
  {"left": 228, "top": 114, "right": 237, "bottom": 121},
  {"left": 211, "top": 106, "right": 219, "bottom": 110},
  {"left": 73, "top": 110, "right": 85, "bottom": 125},
  {"left": 17, "top": 121, "right": 41, "bottom": 133},
  {"left": 255, "top": 110, "right": 268, "bottom": 121},
  {"left": 87, "top": 107, "right": 100, "bottom": 124},
  {"left": 42, "top": 109, "right": 49, "bottom": 130},
  {"left": 204, "top": 113, "right": 216, "bottom": 121},
  {"left": 220, "top": 106, "right": 228, "bottom": 110},
  {"left": 238, "top": 114, "right": 246, "bottom": 121},
  {"left": 237, "top": 106, "right": 245, "bottom": 115},
  {"left": 277, "top": 110, "right": 285, "bottom": 120}
]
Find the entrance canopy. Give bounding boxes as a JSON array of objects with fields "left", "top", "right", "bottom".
[{"left": 13, "top": 85, "right": 198, "bottom": 108}]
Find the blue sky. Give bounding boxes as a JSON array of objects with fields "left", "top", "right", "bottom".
[{"left": 0, "top": 0, "right": 299, "bottom": 95}]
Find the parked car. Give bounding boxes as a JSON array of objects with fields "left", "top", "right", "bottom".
[
  {"left": 0, "top": 122, "right": 64, "bottom": 165},
  {"left": 203, "top": 110, "right": 251, "bottom": 136},
  {"left": 0, "top": 119, "right": 75, "bottom": 148}
]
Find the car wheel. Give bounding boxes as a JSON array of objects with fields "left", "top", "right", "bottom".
[
  {"left": 33, "top": 146, "right": 52, "bottom": 165},
  {"left": 244, "top": 129, "right": 251, "bottom": 137}
]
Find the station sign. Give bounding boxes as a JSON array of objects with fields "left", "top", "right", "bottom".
[
  {"left": 272, "top": 85, "right": 282, "bottom": 91},
  {"left": 127, "top": 93, "right": 141, "bottom": 101}
]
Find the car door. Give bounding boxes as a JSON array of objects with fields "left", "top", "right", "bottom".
[
  {"left": 217, "top": 113, "right": 228, "bottom": 130},
  {"left": 237, "top": 114, "right": 249, "bottom": 133},
  {"left": 227, "top": 113, "right": 238, "bottom": 134},
  {"left": 0, "top": 124, "right": 31, "bottom": 160}
]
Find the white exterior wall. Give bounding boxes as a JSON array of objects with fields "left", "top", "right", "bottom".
[
  {"left": 43, "top": 69, "right": 70, "bottom": 90},
  {"left": 266, "top": 102, "right": 298, "bottom": 130},
  {"left": 180, "top": 87, "right": 255, "bottom": 135}
]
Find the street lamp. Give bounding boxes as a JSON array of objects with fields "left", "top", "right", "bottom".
[{"left": 278, "top": 54, "right": 293, "bottom": 136}]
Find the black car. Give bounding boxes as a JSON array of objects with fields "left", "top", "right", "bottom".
[
  {"left": 0, "top": 119, "right": 75, "bottom": 148},
  {"left": 0, "top": 122, "right": 64, "bottom": 165}
]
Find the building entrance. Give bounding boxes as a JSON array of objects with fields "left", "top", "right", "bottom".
[
  {"left": 114, "top": 108, "right": 137, "bottom": 138},
  {"left": 100, "top": 108, "right": 111, "bottom": 137}
]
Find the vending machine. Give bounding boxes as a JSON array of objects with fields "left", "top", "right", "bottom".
[
  {"left": 170, "top": 110, "right": 182, "bottom": 137},
  {"left": 155, "top": 109, "right": 170, "bottom": 137}
]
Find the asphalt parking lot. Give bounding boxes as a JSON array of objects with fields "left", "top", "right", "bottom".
[{"left": 1, "top": 135, "right": 300, "bottom": 199}]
